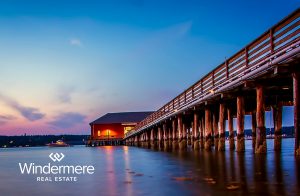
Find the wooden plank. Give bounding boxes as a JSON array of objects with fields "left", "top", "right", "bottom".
[
  {"left": 248, "top": 33, "right": 269, "bottom": 51},
  {"left": 274, "top": 10, "right": 300, "bottom": 33},
  {"left": 274, "top": 20, "right": 300, "bottom": 40},
  {"left": 248, "top": 45, "right": 271, "bottom": 63},
  {"left": 248, "top": 38, "right": 270, "bottom": 57},
  {"left": 274, "top": 28, "right": 300, "bottom": 48},
  {"left": 229, "top": 62, "right": 246, "bottom": 75},
  {"left": 228, "top": 55, "right": 245, "bottom": 70}
]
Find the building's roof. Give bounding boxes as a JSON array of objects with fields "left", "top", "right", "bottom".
[{"left": 90, "top": 111, "right": 153, "bottom": 125}]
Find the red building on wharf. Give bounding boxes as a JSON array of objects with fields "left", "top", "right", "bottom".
[{"left": 88, "top": 111, "right": 152, "bottom": 146}]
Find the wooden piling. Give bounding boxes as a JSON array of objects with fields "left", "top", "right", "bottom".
[
  {"left": 135, "top": 135, "right": 138, "bottom": 146},
  {"left": 150, "top": 129, "right": 155, "bottom": 149},
  {"left": 154, "top": 128, "right": 159, "bottom": 149},
  {"left": 139, "top": 134, "right": 143, "bottom": 147},
  {"left": 163, "top": 123, "right": 169, "bottom": 151},
  {"left": 199, "top": 116, "right": 205, "bottom": 148},
  {"left": 146, "top": 131, "right": 151, "bottom": 148},
  {"left": 144, "top": 132, "right": 147, "bottom": 148},
  {"left": 228, "top": 107, "right": 235, "bottom": 150},
  {"left": 251, "top": 111, "right": 257, "bottom": 150},
  {"left": 140, "top": 133, "right": 143, "bottom": 147},
  {"left": 293, "top": 73, "right": 300, "bottom": 155},
  {"left": 218, "top": 103, "right": 226, "bottom": 151},
  {"left": 255, "top": 85, "right": 267, "bottom": 153},
  {"left": 193, "top": 112, "right": 200, "bottom": 150},
  {"left": 178, "top": 115, "right": 183, "bottom": 141},
  {"left": 188, "top": 123, "right": 192, "bottom": 146},
  {"left": 168, "top": 125, "right": 172, "bottom": 148},
  {"left": 172, "top": 118, "right": 178, "bottom": 150},
  {"left": 237, "top": 96, "right": 245, "bottom": 152},
  {"left": 213, "top": 109, "right": 219, "bottom": 150},
  {"left": 145, "top": 132, "right": 148, "bottom": 148},
  {"left": 201, "top": 116, "right": 205, "bottom": 149},
  {"left": 179, "top": 115, "right": 187, "bottom": 150},
  {"left": 158, "top": 126, "right": 163, "bottom": 150},
  {"left": 205, "top": 108, "right": 212, "bottom": 150},
  {"left": 273, "top": 104, "right": 282, "bottom": 151}
]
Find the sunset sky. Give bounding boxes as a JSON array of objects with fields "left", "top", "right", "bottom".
[{"left": 0, "top": 0, "right": 298, "bottom": 135}]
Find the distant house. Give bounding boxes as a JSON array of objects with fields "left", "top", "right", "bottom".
[{"left": 88, "top": 112, "right": 152, "bottom": 146}]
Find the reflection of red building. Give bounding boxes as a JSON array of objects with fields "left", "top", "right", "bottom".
[{"left": 88, "top": 112, "right": 152, "bottom": 146}]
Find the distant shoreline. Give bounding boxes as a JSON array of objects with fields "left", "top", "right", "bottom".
[
  {"left": 0, "top": 137, "right": 295, "bottom": 149},
  {"left": 0, "top": 135, "right": 89, "bottom": 148},
  {"left": 0, "top": 126, "right": 296, "bottom": 148}
]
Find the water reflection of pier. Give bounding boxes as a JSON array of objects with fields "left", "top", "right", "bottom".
[{"left": 172, "top": 140, "right": 300, "bottom": 194}]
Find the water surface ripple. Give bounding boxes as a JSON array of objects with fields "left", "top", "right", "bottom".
[{"left": 0, "top": 138, "right": 299, "bottom": 196}]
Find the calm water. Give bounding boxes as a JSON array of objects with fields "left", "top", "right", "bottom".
[{"left": 0, "top": 139, "right": 300, "bottom": 196}]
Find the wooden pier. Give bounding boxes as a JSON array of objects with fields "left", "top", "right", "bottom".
[{"left": 124, "top": 9, "right": 300, "bottom": 155}]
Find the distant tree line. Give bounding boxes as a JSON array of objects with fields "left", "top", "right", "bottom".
[
  {"left": 0, "top": 135, "right": 89, "bottom": 148},
  {"left": 226, "top": 126, "right": 295, "bottom": 137}
]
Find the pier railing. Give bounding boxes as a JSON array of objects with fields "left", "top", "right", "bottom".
[{"left": 126, "top": 8, "right": 300, "bottom": 138}]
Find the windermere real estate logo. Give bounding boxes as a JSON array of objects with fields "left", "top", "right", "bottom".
[{"left": 18, "top": 152, "right": 95, "bottom": 182}]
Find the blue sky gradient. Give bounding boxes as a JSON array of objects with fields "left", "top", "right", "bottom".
[{"left": 0, "top": 0, "right": 298, "bottom": 135}]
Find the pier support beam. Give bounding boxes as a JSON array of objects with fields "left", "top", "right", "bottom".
[
  {"left": 158, "top": 126, "right": 163, "bottom": 150},
  {"left": 293, "top": 73, "right": 300, "bottom": 155},
  {"left": 139, "top": 134, "right": 143, "bottom": 147},
  {"left": 179, "top": 115, "right": 187, "bottom": 150},
  {"left": 255, "top": 85, "right": 267, "bottom": 154},
  {"left": 144, "top": 132, "right": 148, "bottom": 148},
  {"left": 218, "top": 103, "right": 226, "bottom": 151},
  {"left": 134, "top": 135, "right": 139, "bottom": 146},
  {"left": 168, "top": 125, "right": 172, "bottom": 149},
  {"left": 237, "top": 96, "right": 245, "bottom": 152},
  {"left": 151, "top": 128, "right": 158, "bottom": 149},
  {"left": 213, "top": 109, "right": 219, "bottom": 150},
  {"left": 190, "top": 123, "right": 193, "bottom": 147},
  {"left": 172, "top": 119, "right": 178, "bottom": 150},
  {"left": 228, "top": 107, "right": 235, "bottom": 150},
  {"left": 163, "top": 123, "right": 169, "bottom": 150},
  {"left": 142, "top": 133, "right": 146, "bottom": 148},
  {"left": 146, "top": 131, "right": 151, "bottom": 148},
  {"left": 140, "top": 133, "right": 144, "bottom": 147},
  {"left": 273, "top": 104, "right": 282, "bottom": 151},
  {"left": 188, "top": 124, "right": 192, "bottom": 146},
  {"left": 193, "top": 112, "right": 200, "bottom": 150},
  {"left": 150, "top": 129, "right": 154, "bottom": 148},
  {"left": 204, "top": 108, "right": 212, "bottom": 150},
  {"left": 200, "top": 116, "right": 205, "bottom": 149},
  {"left": 251, "top": 111, "right": 257, "bottom": 150}
]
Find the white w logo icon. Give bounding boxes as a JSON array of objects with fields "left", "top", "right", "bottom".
[{"left": 49, "top": 153, "right": 65, "bottom": 162}]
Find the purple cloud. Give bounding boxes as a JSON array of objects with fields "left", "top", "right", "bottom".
[
  {"left": 48, "top": 112, "right": 86, "bottom": 129},
  {"left": 0, "top": 93, "right": 45, "bottom": 121},
  {"left": 15, "top": 106, "right": 45, "bottom": 121}
]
